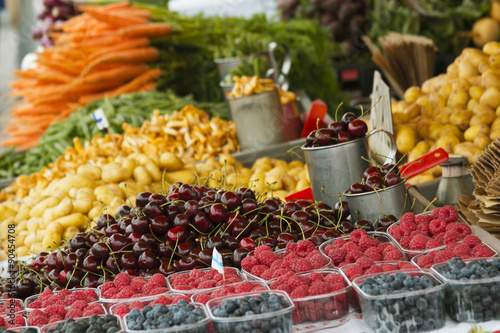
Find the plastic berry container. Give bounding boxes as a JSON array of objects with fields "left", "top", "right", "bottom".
[
  {"left": 206, "top": 291, "right": 294, "bottom": 333},
  {"left": 108, "top": 293, "right": 190, "bottom": 318},
  {"left": 123, "top": 302, "right": 209, "bottom": 333},
  {"left": 319, "top": 231, "right": 405, "bottom": 265},
  {"left": 352, "top": 269, "right": 446, "bottom": 332},
  {"left": 339, "top": 261, "right": 418, "bottom": 311},
  {"left": 431, "top": 257, "right": 500, "bottom": 322},
  {"left": 190, "top": 281, "right": 269, "bottom": 305},
  {"left": 25, "top": 288, "right": 99, "bottom": 312},
  {"left": 40, "top": 314, "right": 122, "bottom": 333},
  {"left": 242, "top": 248, "right": 332, "bottom": 282},
  {"left": 3, "top": 327, "right": 40, "bottom": 333},
  {"left": 0, "top": 299, "right": 25, "bottom": 315},
  {"left": 268, "top": 269, "right": 351, "bottom": 331},
  {"left": 167, "top": 267, "right": 246, "bottom": 295},
  {"left": 2, "top": 311, "right": 27, "bottom": 328},
  {"left": 26, "top": 303, "right": 107, "bottom": 327}
]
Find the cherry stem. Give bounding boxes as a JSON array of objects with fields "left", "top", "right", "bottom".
[
  {"left": 188, "top": 223, "right": 210, "bottom": 236},
  {"left": 80, "top": 271, "right": 89, "bottom": 287},
  {"left": 65, "top": 267, "right": 77, "bottom": 289},
  {"left": 334, "top": 101, "right": 344, "bottom": 122},
  {"left": 123, "top": 184, "right": 134, "bottom": 207},
  {"left": 424, "top": 197, "right": 437, "bottom": 213},
  {"left": 286, "top": 145, "right": 305, "bottom": 161},
  {"left": 359, "top": 96, "right": 381, "bottom": 120},
  {"left": 168, "top": 238, "right": 179, "bottom": 268}
]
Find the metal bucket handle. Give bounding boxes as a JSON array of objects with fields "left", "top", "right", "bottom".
[
  {"left": 267, "top": 42, "right": 292, "bottom": 91},
  {"left": 366, "top": 129, "right": 397, "bottom": 165}
]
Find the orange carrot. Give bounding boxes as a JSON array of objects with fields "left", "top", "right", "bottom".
[
  {"left": 85, "top": 8, "right": 147, "bottom": 27},
  {"left": 36, "top": 58, "right": 83, "bottom": 76},
  {"left": 15, "top": 140, "right": 40, "bottom": 151},
  {"left": 111, "top": 68, "right": 162, "bottom": 95},
  {"left": 137, "top": 82, "right": 156, "bottom": 92},
  {"left": 78, "top": 2, "right": 130, "bottom": 12},
  {"left": 81, "top": 47, "right": 160, "bottom": 76},
  {"left": 114, "top": 8, "right": 151, "bottom": 20},
  {"left": 14, "top": 68, "right": 75, "bottom": 83},
  {"left": 78, "top": 35, "right": 125, "bottom": 49},
  {"left": 1, "top": 135, "right": 40, "bottom": 148},
  {"left": 88, "top": 38, "right": 150, "bottom": 61},
  {"left": 118, "top": 23, "right": 172, "bottom": 38},
  {"left": 77, "top": 64, "right": 148, "bottom": 85}
]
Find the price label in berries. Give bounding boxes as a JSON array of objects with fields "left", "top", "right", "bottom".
[{"left": 91, "top": 108, "right": 110, "bottom": 131}]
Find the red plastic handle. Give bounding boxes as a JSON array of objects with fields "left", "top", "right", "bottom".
[
  {"left": 300, "top": 99, "right": 328, "bottom": 138},
  {"left": 285, "top": 187, "right": 314, "bottom": 202},
  {"left": 399, "top": 148, "right": 449, "bottom": 179}
]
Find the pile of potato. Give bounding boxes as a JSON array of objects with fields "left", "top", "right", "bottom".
[{"left": 392, "top": 42, "right": 500, "bottom": 183}]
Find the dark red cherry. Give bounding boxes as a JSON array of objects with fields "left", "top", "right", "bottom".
[
  {"left": 157, "top": 241, "right": 174, "bottom": 257},
  {"left": 276, "top": 232, "right": 297, "bottom": 245},
  {"left": 354, "top": 219, "right": 374, "bottom": 231},
  {"left": 221, "top": 191, "right": 240, "bottom": 211},
  {"left": 91, "top": 242, "right": 109, "bottom": 260},
  {"left": 144, "top": 202, "right": 163, "bottom": 219},
  {"left": 224, "top": 236, "right": 239, "bottom": 251},
  {"left": 138, "top": 251, "right": 158, "bottom": 270},
  {"left": 349, "top": 183, "right": 366, "bottom": 194},
  {"left": 88, "top": 233, "right": 102, "bottom": 245},
  {"left": 193, "top": 212, "right": 213, "bottom": 233},
  {"left": 136, "top": 191, "right": 153, "bottom": 208},
  {"left": 167, "top": 226, "right": 187, "bottom": 242},
  {"left": 184, "top": 200, "right": 199, "bottom": 219},
  {"left": 236, "top": 187, "right": 256, "bottom": 200},
  {"left": 132, "top": 241, "right": 152, "bottom": 258},
  {"left": 148, "top": 193, "right": 167, "bottom": 206},
  {"left": 105, "top": 224, "right": 121, "bottom": 237},
  {"left": 385, "top": 173, "right": 401, "bottom": 187},
  {"left": 239, "top": 238, "right": 257, "bottom": 251},
  {"left": 128, "top": 232, "right": 142, "bottom": 244},
  {"left": 328, "top": 121, "right": 347, "bottom": 136},
  {"left": 159, "top": 262, "right": 178, "bottom": 275},
  {"left": 64, "top": 253, "right": 79, "bottom": 271},
  {"left": 82, "top": 256, "right": 100, "bottom": 273},
  {"left": 105, "top": 256, "right": 120, "bottom": 274},
  {"left": 262, "top": 198, "right": 279, "bottom": 213},
  {"left": 120, "top": 253, "right": 138, "bottom": 270},
  {"left": 115, "top": 205, "right": 132, "bottom": 218},
  {"left": 206, "top": 236, "right": 223, "bottom": 250},
  {"left": 97, "top": 214, "right": 115, "bottom": 228},
  {"left": 315, "top": 128, "right": 335, "bottom": 146},
  {"left": 209, "top": 203, "right": 227, "bottom": 223},
  {"left": 306, "top": 130, "right": 317, "bottom": 146},
  {"left": 151, "top": 215, "right": 170, "bottom": 234},
  {"left": 178, "top": 184, "right": 198, "bottom": 201},
  {"left": 140, "top": 233, "right": 158, "bottom": 249},
  {"left": 363, "top": 166, "right": 380, "bottom": 180},
  {"left": 341, "top": 112, "right": 357, "bottom": 124},
  {"left": 340, "top": 221, "right": 354, "bottom": 233},
  {"left": 108, "top": 233, "right": 129, "bottom": 251},
  {"left": 69, "top": 236, "right": 87, "bottom": 251},
  {"left": 337, "top": 131, "right": 351, "bottom": 143},
  {"left": 178, "top": 255, "right": 198, "bottom": 271},
  {"left": 232, "top": 248, "right": 250, "bottom": 268},
  {"left": 177, "top": 241, "right": 195, "bottom": 257},
  {"left": 131, "top": 216, "right": 149, "bottom": 234},
  {"left": 172, "top": 214, "right": 189, "bottom": 228},
  {"left": 259, "top": 236, "right": 277, "bottom": 248},
  {"left": 283, "top": 202, "right": 300, "bottom": 216},
  {"left": 335, "top": 201, "right": 350, "bottom": 219},
  {"left": 348, "top": 119, "right": 368, "bottom": 138},
  {"left": 365, "top": 174, "right": 384, "bottom": 191}
]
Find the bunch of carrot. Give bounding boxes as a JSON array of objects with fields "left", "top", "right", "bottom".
[{"left": 3, "top": 1, "right": 171, "bottom": 151}]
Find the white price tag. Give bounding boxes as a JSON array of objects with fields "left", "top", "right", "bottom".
[{"left": 91, "top": 108, "right": 110, "bottom": 131}]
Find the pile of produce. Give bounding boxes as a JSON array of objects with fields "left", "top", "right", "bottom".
[
  {"left": 391, "top": 42, "right": 500, "bottom": 182},
  {"left": 0, "top": 90, "right": 226, "bottom": 180},
  {"left": 278, "top": 0, "right": 368, "bottom": 55},
  {"left": 32, "top": 0, "right": 78, "bottom": 46},
  {"left": 4, "top": 2, "right": 171, "bottom": 150}
]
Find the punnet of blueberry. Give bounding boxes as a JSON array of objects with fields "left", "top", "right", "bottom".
[
  {"left": 434, "top": 257, "right": 500, "bottom": 322},
  {"left": 0, "top": 328, "right": 38, "bottom": 333},
  {"left": 44, "top": 314, "right": 121, "bottom": 333},
  {"left": 125, "top": 300, "right": 207, "bottom": 332},
  {"left": 208, "top": 292, "right": 293, "bottom": 333},
  {"left": 355, "top": 271, "right": 445, "bottom": 332}
]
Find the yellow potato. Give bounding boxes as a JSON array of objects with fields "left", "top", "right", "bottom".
[
  {"left": 408, "top": 140, "right": 432, "bottom": 161},
  {"left": 42, "top": 232, "right": 62, "bottom": 251},
  {"left": 436, "top": 134, "right": 460, "bottom": 153},
  {"left": 15, "top": 246, "right": 30, "bottom": 257},
  {"left": 46, "top": 221, "right": 63, "bottom": 235},
  {"left": 101, "top": 164, "right": 125, "bottom": 184},
  {"left": 450, "top": 110, "right": 474, "bottom": 131},
  {"left": 0, "top": 205, "right": 17, "bottom": 220},
  {"left": 42, "top": 197, "right": 73, "bottom": 227},
  {"left": 464, "top": 124, "right": 490, "bottom": 141},
  {"left": 439, "top": 83, "right": 453, "bottom": 99},
  {"left": 458, "top": 59, "right": 478, "bottom": 78},
  {"left": 392, "top": 112, "right": 411, "bottom": 125},
  {"left": 145, "top": 162, "right": 162, "bottom": 182},
  {"left": 282, "top": 175, "right": 298, "bottom": 192},
  {"left": 474, "top": 135, "right": 491, "bottom": 149},
  {"left": 395, "top": 125, "right": 417, "bottom": 154},
  {"left": 249, "top": 172, "right": 266, "bottom": 192},
  {"left": 473, "top": 104, "right": 495, "bottom": 115},
  {"left": 295, "top": 179, "right": 310, "bottom": 192},
  {"left": 122, "top": 158, "right": 138, "bottom": 174},
  {"left": 490, "top": 129, "right": 500, "bottom": 140},
  {"left": 163, "top": 170, "right": 196, "bottom": 185},
  {"left": 63, "top": 227, "right": 80, "bottom": 240},
  {"left": 288, "top": 161, "right": 304, "bottom": 169},
  {"left": 53, "top": 213, "right": 87, "bottom": 229},
  {"left": 482, "top": 71, "right": 500, "bottom": 88},
  {"left": 133, "top": 166, "right": 153, "bottom": 185},
  {"left": 29, "top": 196, "right": 60, "bottom": 218},
  {"left": 88, "top": 206, "right": 103, "bottom": 221},
  {"left": 463, "top": 48, "right": 489, "bottom": 67},
  {"left": 159, "top": 152, "right": 184, "bottom": 171},
  {"left": 483, "top": 41, "right": 500, "bottom": 55},
  {"left": 479, "top": 87, "right": 500, "bottom": 108},
  {"left": 435, "top": 112, "right": 451, "bottom": 125},
  {"left": 265, "top": 175, "right": 283, "bottom": 190},
  {"left": 427, "top": 122, "right": 442, "bottom": 140},
  {"left": 448, "top": 91, "right": 469, "bottom": 106},
  {"left": 26, "top": 217, "right": 40, "bottom": 233},
  {"left": 470, "top": 110, "right": 496, "bottom": 126},
  {"left": 77, "top": 165, "right": 102, "bottom": 181},
  {"left": 16, "top": 231, "right": 27, "bottom": 248},
  {"left": 467, "top": 99, "right": 479, "bottom": 111}
]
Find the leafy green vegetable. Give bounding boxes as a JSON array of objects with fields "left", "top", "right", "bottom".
[
  {"left": 367, "top": 0, "right": 491, "bottom": 54},
  {"left": 0, "top": 90, "right": 226, "bottom": 179}
]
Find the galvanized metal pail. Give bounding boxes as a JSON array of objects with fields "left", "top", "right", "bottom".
[
  {"left": 344, "top": 180, "right": 411, "bottom": 223},
  {"left": 228, "top": 88, "right": 286, "bottom": 151},
  {"left": 301, "top": 129, "right": 397, "bottom": 208}
]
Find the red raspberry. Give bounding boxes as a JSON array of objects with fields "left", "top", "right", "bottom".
[
  {"left": 286, "top": 275, "right": 308, "bottom": 290},
  {"left": 400, "top": 220, "right": 417, "bottom": 232},
  {"left": 333, "top": 238, "right": 347, "bottom": 248},
  {"left": 358, "top": 235, "right": 379, "bottom": 251},
  {"left": 345, "top": 250, "right": 364, "bottom": 263},
  {"left": 303, "top": 301, "right": 323, "bottom": 321},
  {"left": 430, "top": 207, "right": 441, "bottom": 220},
  {"left": 285, "top": 242, "right": 297, "bottom": 254},
  {"left": 447, "top": 223, "right": 471, "bottom": 236},
  {"left": 149, "top": 287, "right": 169, "bottom": 295},
  {"left": 364, "top": 265, "right": 383, "bottom": 275},
  {"left": 113, "top": 272, "right": 132, "bottom": 289},
  {"left": 283, "top": 252, "right": 299, "bottom": 262},
  {"left": 241, "top": 256, "right": 259, "bottom": 272},
  {"left": 349, "top": 229, "right": 368, "bottom": 244},
  {"left": 149, "top": 273, "right": 167, "bottom": 287},
  {"left": 416, "top": 254, "right": 434, "bottom": 268},
  {"left": 189, "top": 269, "right": 204, "bottom": 279},
  {"left": 260, "top": 269, "right": 275, "bottom": 281},
  {"left": 83, "top": 289, "right": 98, "bottom": 302},
  {"left": 381, "top": 264, "right": 398, "bottom": 272},
  {"left": 275, "top": 283, "right": 293, "bottom": 294},
  {"left": 463, "top": 235, "right": 482, "bottom": 248},
  {"left": 198, "top": 280, "right": 217, "bottom": 289},
  {"left": 233, "top": 281, "right": 255, "bottom": 293},
  {"left": 326, "top": 247, "right": 347, "bottom": 266},
  {"left": 444, "top": 230, "right": 461, "bottom": 244},
  {"left": 434, "top": 232, "right": 445, "bottom": 243},
  {"left": 453, "top": 243, "right": 471, "bottom": 255},
  {"left": 472, "top": 244, "right": 496, "bottom": 257},
  {"left": 100, "top": 281, "right": 115, "bottom": 293},
  {"left": 325, "top": 273, "right": 346, "bottom": 286},
  {"left": 130, "top": 277, "right": 148, "bottom": 293},
  {"left": 439, "top": 205, "right": 458, "bottom": 223},
  {"left": 270, "top": 260, "right": 285, "bottom": 270},
  {"left": 113, "top": 304, "right": 130, "bottom": 318},
  {"left": 309, "top": 282, "right": 331, "bottom": 296},
  {"left": 382, "top": 244, "right": 398, "bottom": 254},
  {"left": 433, "top": 250, "right": 454, "bottom": 264},
  {"left": 290, "top": 285, "right": 309, "bottom": 299},
  {"left": 429, "top": 219, "right": 446, "bottom": 235},
  {"left": 296, "top": 240, "right": 315, "bottom": 256},
  {"left": 257, "top": 252, "right": 276, "bottom": 266},
  {"left": 308, "top": 272, "right": 324, "bottom": 283},
  {"left": 272, "top": 268, "right": 291, "bottom": 279},
  {"left": 28, "top": 300, "right": 43, "bottom": 309},
  {"left": 425, "top": 239, "right": 442, "bottom": 250},
  {"left": 254, "top": 245, "right": 273, "bottom": 257},
  {"left": 28, "top": 314, "right": 49, "bottom": 327},
  {"left": 65, "top": 309, "right": 83, "bottom": 319},
  {"left": 48, "top": 315, "right": 63, "bottom": 324},
  {"left": 38, "top": 289, "right": 54, "bottom": 302},
  {"left": 173, "top": 295, "right": 190, "bottom": 303},
  {"left": 67, "top": 290, "right": 87, "bottom": 304},
  {"left": 342, "top": 242, "right": 360, "bottom": 252},
  {"left": 389, "top": 225, "right": 406, "bottom": 241},
  {"left": 324, "top": 300, "right": 344, "bottom": 320},
  {"left": 415, "top": 214, "right": 432, "bottom": 224},
  {"left": 45, "top": 304, "right": 66, "bottom": 318},
  {"left": 363, "top": 247, "right": 383, "bottom": 262},
  {"left": 151, "top": 296, "right": 174, "bottom": 306},
  {"left": 170, "top": 274, "right": 192, "bottom": 286},
  {"left": 417, "top": 222, "right": 430, "bottom": 235},
  {"left": 409, "top": 234, "right": 428, "bottom": 250},
  {"left": 399, "top": 236, "right": 412, "bottom": 249},
  {"left": 356, "top": 257, "right": 375, "bottom": 270},
  {"left": 383, "top": 249, "right": 404, "bottom": 261},
  {"left": 310, "top": 253, "right": 330, "bottom": 269},
  {"left": 400, "top": 212, "right": 415, "bottom": 224},
  {"left": 410, "top": 230, "right": 425, "bottom": 238},
  {"left": 70, "top": 300, "right": 88, "bottom": 312},
  {"left": 293, "top": 258, "right": 313, "bottom": 273},
  {"left": 342, "top": 264, "right": 363, "bottom": 279},
  {"left": 329, "top": 282, "right": 346, "bottom": 292},
  {"left": 250, "top": 265, "right": 268, "bottom": 277},
  {"left": 0, "top": 316, "right": 5, "bottom": 327},
  {"left": 58, "top": 289, "right": 71, "bottom": 298},
  {"left": 305, "top": 249, "right": 322, "bottom": 260},
  {"left": 292, "top": 308, "right": 306, "bottom": 323}
]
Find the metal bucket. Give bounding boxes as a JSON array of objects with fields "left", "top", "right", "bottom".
[
  {"left": 228, "top": 88, "right": 286, "bottom": 151},
  {"left": 301, "top": 129, "right": 397, "bottom": 208},
  {"left": 344, "top": 180, "right": 411, "bottom": 223}
]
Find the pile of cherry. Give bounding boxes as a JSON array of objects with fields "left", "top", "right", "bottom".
[
  {"left": 348, "top": 164, "right": 404, "bottom": 195},
  {"left": 3, "top": 182, "right": 358, "bottom": 300},
  {"left": 304, "top": 112, "right": 368, "bottom": 147}
]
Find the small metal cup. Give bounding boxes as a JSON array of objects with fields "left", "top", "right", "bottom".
[
  {"left": 301, "top": 129, "right": 396, "bottom": 208},
  {"left": 344, "top": 180, "right": 411, "bottom": 223},
  {"left": 227, "top": 88, "right": 286, "bottom": 151}
]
